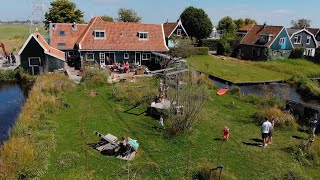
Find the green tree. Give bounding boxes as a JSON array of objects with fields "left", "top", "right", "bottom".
[
  {"left": 44, "top": 0, "right": 84, "bottom": 30},
  {"left": 117, "top": 8, "right": 141, "bottom": 22},
  {"left": 291, "top": 18, "right": 311, "bottom": 28},
  {"left": 101, "top": 15, "right": 114, "bottom": 22},
  {"left": 180, "top": 6, "right": 213, "bottom": 41},
  {"left": 218, "top": 16, "right": 237, "bottom": 34},
  {"left": 234, "top": 18, "right": 257, "bottom": 29},
  {"left": 244, "top": 18, "right": 257, "bottom": 25},
  {"left": 234, "top": 18, "right": 245, "bottom": 29}
]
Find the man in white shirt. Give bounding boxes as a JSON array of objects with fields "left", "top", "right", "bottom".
[{"left": 261, "top": 117, "right": 273, "bottom": 147}]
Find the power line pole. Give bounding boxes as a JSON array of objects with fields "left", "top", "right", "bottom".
[{"left": 30, "top": 0, "right": 46, "bottom": 34}]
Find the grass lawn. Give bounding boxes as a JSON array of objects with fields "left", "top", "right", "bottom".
[
  {"left": 0, "top": 24, "right": 46, "bottom": 52},
  {"left": 42, "top": 82, "right": 319, "bottom": 179},
  {"left": 187, "top": 55, "right": 320, "bottom": 83}
]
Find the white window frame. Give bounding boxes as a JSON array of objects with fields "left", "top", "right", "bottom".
[
  {"left": 279, "top": 37, "right": 285, "bottom": 45},
  {"left": 294, "top": 35, "right": 302, "bottom": 44},
  {"left": 59, "top": 30, "right": 66, "bottom": 36},
  {"left": 94, "top": 30, "right": 105, "bottom": 39},
  {"left": 124, "top": 53, "right": 129, "bottom": 60},
  {"left": 142, "top": 53, "right": 151, "bottom": 60},
  {"left": 177, "top": 29, "right": 182, "bottom": 36},
  {"left": 28, "top": 57, "right": 41, "bottom": 66},
  {"left": 99, "top": 53, "right": 105, "bottom": 61},
  {"left": 138, "top": 32, "right": 149, "bottom": 40},
  {"left": 85, "top": 53, "right": 95, "bottom": 61},
  {"left": 306, "top": 36, "right": 311, "bottom": 45}
]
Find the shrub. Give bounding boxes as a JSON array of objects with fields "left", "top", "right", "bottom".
[
  {"left": 82, "top": 66, "right": 109, "bottom": 87},
  {"left": 0, "top": 69, "right": 16, "bottom": 81},
  {"left": 314, "top": 47, "right": 320, "bottom": 61},
  {"left": 292, "top": 75, "right": 320, "bottom": 99},
  {"left": 243, "top": 94, "right": 285, "bottom": 108},
  {"left": 200, "top": 39, "right": 219, "bottom": 51},
  {"left": 217, "top": 39, "right": 232, "bottom": 56},
  {"left": 114, "top": 77, "right": 158, "bottom": 106},
  {"left": 194, "top": 47, "right": 209, "bottom": 55},
  {"left": 274, "top": 170, "right": 312, "bottom": 180},
  {"left": 253, "top": 106, "right": 298, "bottom": 130},
  {"left": 290, "top": 48, "right": 306, "bottom": 59}
]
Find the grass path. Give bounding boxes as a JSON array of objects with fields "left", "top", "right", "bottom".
[{"left": 43, "top": 84, "right": 320, "bottom": 179}]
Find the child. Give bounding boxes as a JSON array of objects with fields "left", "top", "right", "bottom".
[
  {"left": 222, "top": 126, "right": 230, "bottom": 141},
  {"left": 159, "top": 114, "right": 165, "bottom": 129}
]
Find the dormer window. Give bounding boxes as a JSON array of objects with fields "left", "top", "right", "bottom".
[
  {"left": 94, "top": 30, "right": 105, "bottom": 39},
  {"left": 138, "top": 32, "right": 148, "bottom": 40},
  {"left": 260, "top": 34, "right": 273, "bottom": 43},
  {"left": 177, "top": 29, "right": 182, "bottom": 36},
  {"left": 294, "top": 35, "right": 302, "bottom": 44},
  {"left": 59, "top": 30, "right": 66, "bottom": 36}
]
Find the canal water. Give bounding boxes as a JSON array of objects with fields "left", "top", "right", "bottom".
[
  {"left": 212, "top": 79, "right": 320, "bottom": 115},
  {"left": 0, "top": 83, "right": 26, "bottom": 144}
]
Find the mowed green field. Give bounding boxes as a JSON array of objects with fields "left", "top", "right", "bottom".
[
  {"left": 188, "top": 55, "right": 320, "bottom": 83},
  {"left": 42, "top": 83, "right": 319, "bottom": 179},
  {"left": 0, "top": 24, "right": 46, "bottom": 52}
]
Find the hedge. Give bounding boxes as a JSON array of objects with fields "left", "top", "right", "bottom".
[
  {"left": 200, "top": 39, "right": 219, "bottom": 51},
  {"left": 290, "top": 47, "right": 305, "bottom": 59},
  {"left": 194, "top": 47, "right": 209, "bottom": 55}
]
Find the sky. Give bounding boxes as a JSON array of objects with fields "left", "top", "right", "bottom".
[{"left": 0, "top": 0, "right": 320, "bottom": 27}]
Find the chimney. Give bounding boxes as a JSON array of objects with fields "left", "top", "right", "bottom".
[{"left": 72, "top": 22, "right": 77, "bottom": 31}]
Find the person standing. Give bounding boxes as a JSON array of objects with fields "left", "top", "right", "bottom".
[
  {"left": 222, "top": 126, "right": 230, "bottom": 141},
  {"left": 159, "top": 114, "right": 165, "bottom": 129},
  {"left": 309, "top": 113, "right": 319, "bottom": 142},
  {"left": 268, "top": 116, "right": 275, "bottom": 144},
  {"left": 261, "top": 117, "right": 273, "bottom": 147}
]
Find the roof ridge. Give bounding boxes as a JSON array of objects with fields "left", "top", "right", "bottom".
[{"left": 76, "top": 17, "right": 99, "bottom": 45}]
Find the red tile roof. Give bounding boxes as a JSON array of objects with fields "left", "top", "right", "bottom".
[
  {"left": 49, "top": 23, "right": 87, "bottom": 50},
  {"left": 33, "top": 32, "right": 65, "bottom": 60},
  {"left": 163, "top": 22, "right": 178, "bottom": 38},
  {"left": 307, "top": 28, "right": 320, "bottom": 36},
  {"left": 238, "top": 24, "right": 254, "bottom": 32},
  {"left": 240, "top": 25, "right": 284, "bottom": 47},
  {"left": 77, "top": 17, "right": 168, "bottom": 51}
]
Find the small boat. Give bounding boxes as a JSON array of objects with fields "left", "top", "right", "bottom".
[{"left": 217, "top": 87, "right": 228, "bottom": 96}]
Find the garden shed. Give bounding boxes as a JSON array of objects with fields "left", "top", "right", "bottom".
[{"left": 19, "top": 32, "right": 65, "bottom": 75}]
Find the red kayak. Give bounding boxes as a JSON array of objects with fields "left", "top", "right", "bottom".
[{"left": 217, "top": 87, "right": 228, "bottom": 96}]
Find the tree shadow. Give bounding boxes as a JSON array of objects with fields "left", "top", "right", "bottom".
[{"left": 123, "top": 103, "right": 146, "bottom": 116}]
